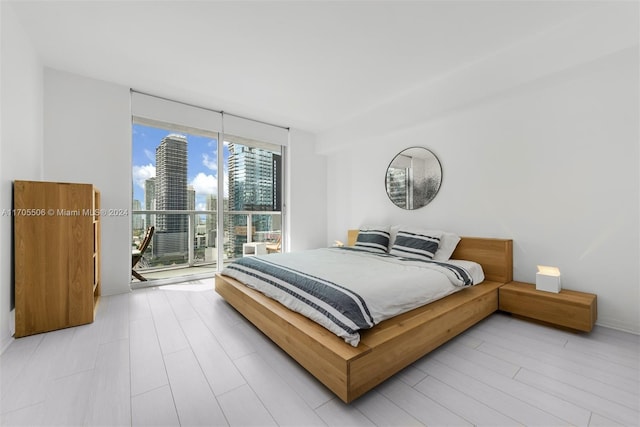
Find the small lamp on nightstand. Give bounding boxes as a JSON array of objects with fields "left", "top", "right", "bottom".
[{"left": 536, "top": 265, "right": 562, "bottom": 293}]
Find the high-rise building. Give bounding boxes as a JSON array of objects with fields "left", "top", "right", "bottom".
[
  {"left": 227, "top": 141, "right": 281, "bottom": 256},
  {"left": 132, "top": 199, "right": 144, "bottom": 230},
  {"left": 155, "top": 134, "right": 188, "bottom": 254},
  {"left": 187, "top": 185, "right": 196, "bottom": 211},
  {"left": 228, "top": 143, "right": 281, "bottom": 212},
  {"left": 205, "top": 194, "right": 217, "bottom": 247},
  {"left": 144, "top": 177, "right": 156, "bottom": 230}
]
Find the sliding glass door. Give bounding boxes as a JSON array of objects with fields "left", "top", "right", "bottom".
[
  {"left": 130, "top": 92, "right": 287, "bottom": 285},
  {"left": 224, "top": 134, "right": 283, "bottom": 259},
  {"left": 131, "top": 122, "right": 220, "bottom": 281}
]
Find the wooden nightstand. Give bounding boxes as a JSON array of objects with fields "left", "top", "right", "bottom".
[{"left": 499, "top": 281, "right": 597, "bottom": 332}]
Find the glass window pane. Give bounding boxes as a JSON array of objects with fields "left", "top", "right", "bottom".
[
  {"left": 132, "top": 122, "right": 218, "bottom": 280},
  {"left": 224, "top": 134, "right": 283, "bottom": 259}
]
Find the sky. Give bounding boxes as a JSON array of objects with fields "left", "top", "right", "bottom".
[{"left": 132, "top": 123, "right": 229, "bottom": 211}]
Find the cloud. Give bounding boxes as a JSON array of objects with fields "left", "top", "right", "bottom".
[
  {"left": 189, "top": 171, "right": 229, "bottom": 198},
  {"left": 132, "top": 164, "right": 156, "bottom": 190},
  {"left": 144, "top": 149, "right": 155, "bottom": 162},
  {"left": 202, "top": 153, "right": 217, "bottom": 171},
  {"left": 190, "top": 172, "right": 217, "bottom": 195},
  {"left": 221, "top": 171, "right": 229, "bottom": 198}
]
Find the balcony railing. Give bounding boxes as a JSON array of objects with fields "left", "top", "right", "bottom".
[{"left": 131, "top": 209, "right": 281, "bottom": 284}]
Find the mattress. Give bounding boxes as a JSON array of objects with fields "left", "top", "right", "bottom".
[{"left": 221, "top": 247, "right": 484, "bottom": 346}]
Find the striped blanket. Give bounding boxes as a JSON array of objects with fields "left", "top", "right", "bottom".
[{"left": 222, "top": 248, "right": 478, "bottom": 346}]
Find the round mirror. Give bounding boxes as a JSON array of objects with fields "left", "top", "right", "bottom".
[{"left": 385, "top": 147, "right": 442, "bottom": 210}]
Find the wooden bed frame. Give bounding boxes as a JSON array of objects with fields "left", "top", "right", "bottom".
[{"left": 215, "top": 234, "right": 513, "bottom": 403}]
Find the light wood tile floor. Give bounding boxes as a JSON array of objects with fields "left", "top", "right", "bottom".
[{"left": 1, "top": 278, "right": 638, "bottom": 426}]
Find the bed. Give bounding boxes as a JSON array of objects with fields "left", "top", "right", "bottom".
[{"left": 215, "top": 231, "right": 513, "bottom": 403}]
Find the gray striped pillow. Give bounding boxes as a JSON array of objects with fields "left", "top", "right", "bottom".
[
  {"left": 354, "top": 228, "right": 390, "bottom": 254},
  {"left": 389, "top": 230, "right": 441, "bottom": 261}
]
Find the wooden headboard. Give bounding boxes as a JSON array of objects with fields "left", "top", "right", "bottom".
[
  {"left": 347, "top": 230, "right": 512, "bottom": 283},
  {"left": 451, "top": 237, "right": 513, "bottom": 283}
]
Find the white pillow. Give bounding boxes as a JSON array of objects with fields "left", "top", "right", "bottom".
[
  {"left": 388, "top": 226, "right": 460, "bottom": 261},
  {"left": 433, "top": 232, "right": 461, "bottom": 261},
  {"left": 389, "top": 225, "right": 402, "bottom": 248},
  {"left": 389, "top": 229, "right": 442, "bottom": 261},
  {"left": 354, "top": 226, "right": 391, "bottom": 254}
]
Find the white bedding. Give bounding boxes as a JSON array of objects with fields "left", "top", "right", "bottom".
[{"left": 222, "top": 247, "right": 484, "bottom": 346}]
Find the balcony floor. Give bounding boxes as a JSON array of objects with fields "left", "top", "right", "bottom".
[{"left": 131, "top": 264, "right": 219, "bottom": 287}]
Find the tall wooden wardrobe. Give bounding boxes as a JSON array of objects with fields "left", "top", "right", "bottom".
[{"left": 13, "top": 180, "right": 101, "bottom": 337}]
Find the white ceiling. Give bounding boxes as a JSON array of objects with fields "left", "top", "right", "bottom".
[{"left": 9, "top": 0, "right": 600, "bottom": 134}]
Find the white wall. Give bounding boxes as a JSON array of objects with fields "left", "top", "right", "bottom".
[
  {"left": 0, "top": 3, "right": 44, "bottom": 351},
  {"left": 322, "top": 45, "right": 639, "bottom": 333},
  {"left": 43, "top": 68, "right": 132, "bottom": 296},
  {"left": 287, "top": 129, "right": 327, "bottom": 251}
]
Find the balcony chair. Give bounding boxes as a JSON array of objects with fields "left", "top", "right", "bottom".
[
  {"left": 132, "top": 225, "right": 154, "bottom": 281},
  {"left": 266, "top": 235, "right": 281, "bottom": 254}
]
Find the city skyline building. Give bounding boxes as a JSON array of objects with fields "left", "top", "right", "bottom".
[
  {"left": 144, "top": 176, "right": 156, "bottom": 236},
  {"left": 132, "top": 199, "right": 144, "bottom": 230},
  {"left": 205, "top": 194, "right": 217, "bottom": 248},
  {"left": 227, "top": 140, "right": 281, "bottom": 255},
  {"left": 132, "top": 127, "right": 283, "bottom": 267},
  {"left": 188, "top": 185, "right": 195, "bottom": 211},
  {"left": 155, "top": 134, "right": 188, "bottom": 231},
  {"left": 155, "top": 134, "right": 188, "bottom": 254}
]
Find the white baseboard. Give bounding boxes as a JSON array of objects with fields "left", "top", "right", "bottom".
[
  {"left": 595, "top": 318, "right": 640, "bottom": 336},
  {"left": 1, "top": 309, "right": 16, "bottom": 355},
  {"left": 0, "top": 309, "right": 16, "bottom": 354}
]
